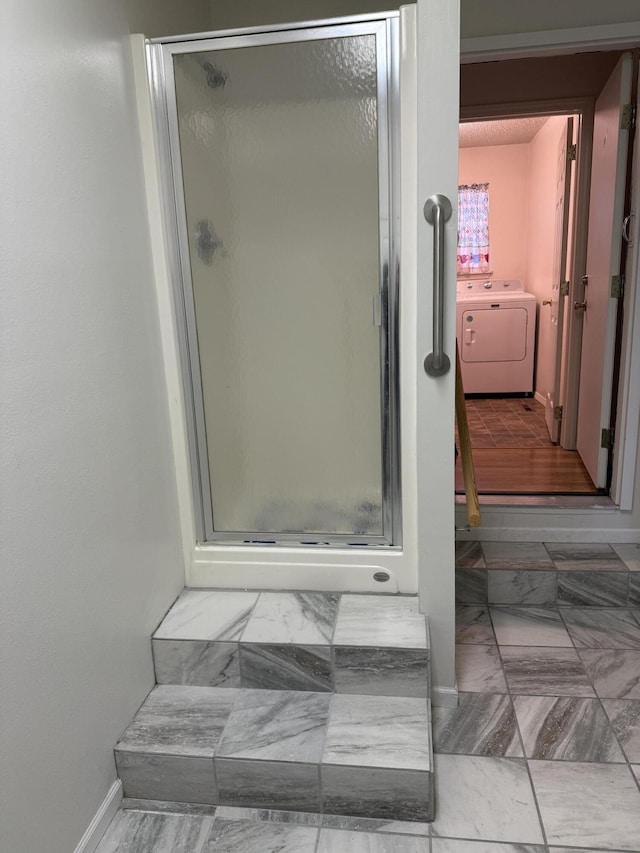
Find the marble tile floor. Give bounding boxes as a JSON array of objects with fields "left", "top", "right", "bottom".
[
  {"left": 456, "top": 541, "right": 639, "bottom": 607},
  {"left": 101, "top": 591, "right": 640, "bottom": 850},
  {"left": 152, "top": 591, "right": 430, "bottom": 698}
]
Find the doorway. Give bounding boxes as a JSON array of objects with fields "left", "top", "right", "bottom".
[{"left": 455, "top": 49, "right": 638, "bottom": 498}]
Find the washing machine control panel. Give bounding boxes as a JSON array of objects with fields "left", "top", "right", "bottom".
[{"left": 456, "top": 279, "right": 524, "bottom": 296}]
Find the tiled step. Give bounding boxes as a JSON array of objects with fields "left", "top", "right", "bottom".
[
  {"left": 115, "top": 685, "right": 434, "bottom": 821},
  {"left": 152, "top": 591, "right": 430, "bottom": 698}
]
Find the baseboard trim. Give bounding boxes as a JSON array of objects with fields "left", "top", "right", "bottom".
[
  {"left": 534, "top": 391, "right": 546, "bottom": 408},
  {"left": 431, "top": 685, "right": 459, "bottom": 708},
  {"left": 456, "top": 525, "right": 638, "bottom": 543},
  {"left": 74, "top": 779, "right": 122, "bottom": 853}
]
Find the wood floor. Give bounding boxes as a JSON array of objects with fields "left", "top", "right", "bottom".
[
  {"left": 455, "top": 446, "right": 598, "bottom": 495},
  {"left": 455, "top": 395, "right": 600, "bottom": 495}
]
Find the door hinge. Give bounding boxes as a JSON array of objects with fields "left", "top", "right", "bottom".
[
  {"left": 601, "top": 427, "right": 615, "bottom": 449},
  {"left": 559, "top": 280, "right": 570, "bottom": 297},
  {"left": 553, "top": 405, "right": 563, "bottom": 420},
  {"left": 621, "top": 103, "right": 636, "bottom": 131},
  {"left": 567, "top": 143, "right": 577, "bottom": 162},
  {"left": 611, "top": 274, "right": 625, "bottom": 299}
]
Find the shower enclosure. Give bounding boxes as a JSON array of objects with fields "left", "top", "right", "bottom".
[{"left": 148, "top": 14, "right": 400, "bottom": 547}]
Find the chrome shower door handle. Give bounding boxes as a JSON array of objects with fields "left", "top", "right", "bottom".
[{"left": 423, "top": 194, "right": 453, "bottom": 377}]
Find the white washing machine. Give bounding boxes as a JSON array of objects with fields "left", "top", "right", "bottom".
[{"left": 456, "top": 279, "right": 536, "bottom": 395}]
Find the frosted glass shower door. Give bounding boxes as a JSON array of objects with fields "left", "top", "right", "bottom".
[{"left": 159, "top": 19, "right": 399, "bottom": 543}]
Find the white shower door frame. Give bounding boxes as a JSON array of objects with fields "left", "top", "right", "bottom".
[{"left": 147, "top": 13, "right": 413, "bottom": 591}]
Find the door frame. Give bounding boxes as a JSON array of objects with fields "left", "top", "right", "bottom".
[
  {"left": 149, "top": 17, "right": 401, "bottom": 548},
  {"left": 133, "top": 10, "right": 430, "bottom": 595},
  {"left": 459, "top": 26, "right": 640, "bottom": 512},
  {"left": 459, "top": 97, "right": 593, "bottom": 452}
]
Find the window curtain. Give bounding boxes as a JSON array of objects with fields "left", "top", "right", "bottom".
[{"left": 457, "top": 183, "right": 490, "bottom": 274}]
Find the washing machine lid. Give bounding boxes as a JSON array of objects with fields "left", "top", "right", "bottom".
[{"left": 457, "top": 279, "right": 527, "bottom": 300}]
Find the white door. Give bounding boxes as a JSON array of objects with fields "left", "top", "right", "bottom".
[
  {"left": 545, "top": 118, "right": 574, "bottom": 442},
  {"left": 576, "top": 54, "right": 633, "bottom": 488}
]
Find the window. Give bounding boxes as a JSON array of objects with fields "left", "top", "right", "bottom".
[{"left": 457, "top": 183, "right": 490, "bottom": 275}]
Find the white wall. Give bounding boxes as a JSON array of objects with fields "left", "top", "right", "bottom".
[
  {"left": 0, "top": 1, "right": 200, "bottom": 850},
  {"left": 209, "top": 0, "right": 395, "bottom": 29},
  {"left": 459, "top": 0, "right": 640, "bottom": 38}
]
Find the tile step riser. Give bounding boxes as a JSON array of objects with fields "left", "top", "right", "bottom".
[
  {"left": 152, "top": 638, "right": 430, "bottom": 697},
  {"left": 456, "top": 568, "right": 640, "bottom": 607},
  {"left": 114, "top": 752, "right": 434, "bottom": 823}
]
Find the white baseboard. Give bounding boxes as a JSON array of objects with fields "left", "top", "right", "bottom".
[
  {"left": 534, "top": 391, "right": 546, "bottom": 408},
  {"left": 431, "top": 685, "right": 459, "bottom": 708},
  {"left": 74, "top": 779, "right": 122, "bottom": 853}
]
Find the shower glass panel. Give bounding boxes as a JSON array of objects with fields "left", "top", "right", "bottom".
[{"left": 156, "top": 19, "right": 399, "bottom": 544}]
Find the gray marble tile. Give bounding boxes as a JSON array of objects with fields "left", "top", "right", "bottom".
[
  {"left": 456, "top": 606, "right": 496, "bottom": 644},
  {"left": 203, "top": 818, "right": 318, "bottom": 853},
  {"left": 629, "top": 573, "right": 640, "bottom": 605},
  {"left": 239, "top": 644, "right": 333, "bottom": 692},
  {"left": 321, "top": 814, "right": 431, "bottom": 836},
  {"left": 602, "top": 699, "right": 640, "bottom": 762},
  {"left": 513, "top": 696, "right": 624, "bottom": 761},
  {"left": 153, "top": 640, "right": 240, "bottom": 687},
  {"left": 632, "top": 764, "right": 640, "bottom": 785},
  {"left": 613, "top": 543, "right": 640, "bottom": 571},
  {"left": 216, "top": 758, "right": 321, "bottom": 813},
  {"left": 456, "top": 644, "right": 507, "bottom": 693},
  {"left": 431, "top": 755, "right": 544, "bottom": 843},
  {"left": 214, "top": 806, "right": 321, "bottom": 826},
  {"left": 317, "top": 828, "right": 429, "bottom": 852},
  {"left": 456, "top": 569, "right": 488, "bottom": 604},
  {"left": 321, "top": 765, "right": 433, "bottom": 822},
  {"left": 433, "top": 693, "right": 522, "bottom": 757},
  {"left": 488, "top": 571, "right": 557, "bottom": 605},
  {"left": 482, "top": 541, "right": 554, "bottom": 571},
  {"left": 333, "top": 595, "right": 427, "bottom": 649},
  {"left": 323, "top": 694, "right": 431, "bottom": 771},
  {"left": 560, "top": 607, "right": 640, "bottom": 648},
  {"left": 579, "top": 649, "right": 640, "bottom": 699},
  {"left": 116, "top": 686, "right": 237, "bottom": 757},
  {"left": 216, "top": 689, "right": 329, "bottom": 762},
  {"left": 333, "top": 647, "right": 429, "bottom": 698},
  {"left": 240, "top": 592, "right": 339, "bottom": 645},
  {"left": 546, "top": 542, "right": 626, "bottom": 571},
  {"left": 500, "top": 647, "right": 595, "bottom": 697},
  {"left": 529, "top": 760, "right": 640, "bottom": 849},
  {"left": 490, "top": 607, "right": 571, "bottom": 647},
  {"left": 433, "top": 843, "right": 545, "bottom": 853},
  {"left": 121, "top": 800, "right": 217, "bottom": 817},
  {"left": 556, "top": 571, "right": 628, "bottom": 606},
  {"left": 95, "top": 809, "right": 213, "bottom": 853},
  {"left": 154, "top": 591, "right": 258, "bottom": 641},
  {"left": 456, "top": 541, "right": 485, "bottom": 568},
  {"left": 115, "top": 752, "right": 217, "bottom": 805}
]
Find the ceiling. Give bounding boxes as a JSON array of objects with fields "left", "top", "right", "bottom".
[{"left": 459, "top": 116, "right": 550, "bottom": 148}]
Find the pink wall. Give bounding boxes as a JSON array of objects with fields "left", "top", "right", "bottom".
[
  {"left": 458, "top": 143, "right": 530, "bottom": 281},
  {"left": 526, "top": 116, "right": 571, "bottom": 400}
]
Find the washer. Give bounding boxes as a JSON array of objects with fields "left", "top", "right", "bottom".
[{"left": 456, "top": 279, "right": 536, "bottom": 395}]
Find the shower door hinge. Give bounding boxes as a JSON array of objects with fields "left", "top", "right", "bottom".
[
  {"left": 553, "top": 405, "right": 563, "bottom": 420},
  {"left": 559, "top": 280, "right": 570, "bottom": 297},
  {"left": 601, "top": 427, "right": 615, "bottom": 449},
  {"left": 611, "top": 274, "right": 624, "bottom": 299},
  {"left": 567, "top": 143, "right": 577, "bottom": 162},
  {"left": 621, "top": 103, "right": 636, "bottom": 131}
]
